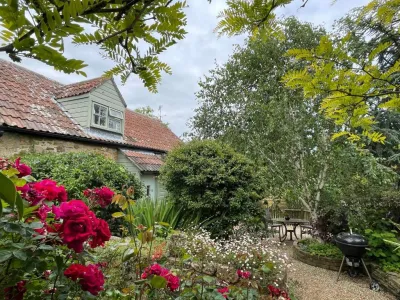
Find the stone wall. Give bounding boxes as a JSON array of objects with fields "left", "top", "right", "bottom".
[
  {"left": 293, "top": 241, "right": 345, "bottom": 271},
  {"left": 0, "top": 131, "right": 118, "bottom": 160},
  {"left": 370, "top": 264, "right": 400, "bottom": 297}
]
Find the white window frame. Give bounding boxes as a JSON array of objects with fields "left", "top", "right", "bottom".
[
  {"left": 92, "top": 103, "right": 124, "bottom": 133},
  {"left": 92, "top": 103, "right": 108, "bottom": 128},
  {"left": 109, "top": 108, "right": 123, "bottom": 119}
]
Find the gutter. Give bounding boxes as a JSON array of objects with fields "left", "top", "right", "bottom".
[{"left": 0, "top": 126, "right": 167, "bottom": 154}]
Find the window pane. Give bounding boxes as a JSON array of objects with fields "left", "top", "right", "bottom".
[
  {"left": 109, "top": 117, "right": 121, "bottom": 131},
  {"left": 94, "top": 115, "right": 99, "bottom": 125},
  {"left": 94, "top": 104, "right": 100, "bottom": 114},
  {"left": 99, "top": 106, "right": 107, "bottom": 116},
  {"left": 99, "top": 116, "right": 106, "bottom": 126},
  {"left": 109, "top": 109, "right": 123, "bottom": 119}
]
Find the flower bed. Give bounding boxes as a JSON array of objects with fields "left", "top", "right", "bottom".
[
  {"left": 293, "top": 240, "right": 344, "bottom": 271},
  {"left": 0, "top": 157, "right": 293, "bottom": 299}
]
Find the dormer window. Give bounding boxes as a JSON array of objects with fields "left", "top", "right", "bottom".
[{"left": 92, "top": 103, "right": 123, "bottom": 133}]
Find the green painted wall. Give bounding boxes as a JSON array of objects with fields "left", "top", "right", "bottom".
[
  {"left": 57, "top": 95, "right": 90, "bottom": 127},
  {"left": 117, "top": 151, "right": 141, "bottom": 178}
]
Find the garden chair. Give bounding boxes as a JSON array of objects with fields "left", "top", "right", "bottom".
[
  {"left": 299, "top": 209, "right": 313, "bottom": 239},
  {"left": 264, "top": 208, "right": 282, "bottom": 240}
]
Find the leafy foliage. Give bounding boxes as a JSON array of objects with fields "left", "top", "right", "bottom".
[
  {"left": 298, "top": 239, "right": 342, "bottom": 259},
  {"left": 283, "top": 0, "right": 400, "bottom": 143},
  {"left": 160, "top": 140, "right": 264, "bottom": 237},
  {"left": 0, "top": 0, "right": 303, "bottom": 91},
  {"left": 22, "top": 152, "right": 144, "bottom": 198},
  {"left": 0, "top": 0, "right": 188, "bottom": 91},
  {"left": 22, "top": 152, "right": 144, "bottom": 235},
  {"left": 190, "top": 18, "right": 338, "bottom": 221}
]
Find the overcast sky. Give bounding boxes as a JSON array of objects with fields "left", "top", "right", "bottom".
[{"left": 0, "top": 0, "right": 369, "bottom": 137}]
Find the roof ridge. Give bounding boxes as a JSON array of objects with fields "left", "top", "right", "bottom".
[
  {"left": 0, "top": 58, "right": 64, "bottom": 86},
  {"left": 61, "top": 76, "right": 109, "bottom": 87},
  {"left": 126, "top": 108, "right": 163, "bottom": 123}
]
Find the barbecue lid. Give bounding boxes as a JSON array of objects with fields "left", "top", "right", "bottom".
[{"left": 335, "top": 232, "right": 368, "bottom": 246}]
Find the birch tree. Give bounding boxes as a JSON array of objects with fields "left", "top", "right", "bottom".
[{"left": 190, "top": 18, "right": 337, "bottom": 221}]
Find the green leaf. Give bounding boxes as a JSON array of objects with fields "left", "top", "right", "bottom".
[
  {"left": 122, "top": 248, "right": 137, "bottom": 262},
  {"left": 158, "top": 222, "right": 170, "bottom": 227},
  {"left": 0, "top": 172, "right": 17, "bottom": 208},
  {"left": 4, "top": 223, "right": 23, "bottom": 234},
  {"left": 0, "top": 250, "right": 12, "bottom": 262},
  {"left": 112, "top": 212, "right": 125, "bottom": 218},
  {"left": 23, "top": 205, "right": 39, "bottom": 217},
  {"left": 13, "top": 250, "right": 28, "bottom": 260},
  {"left": 38, "top": 244, "right": 54, "bottom": 251},
  {"left": 55, "top": 255, "right": 64, "bottom": 274},
  {"left": 202, "top": 275, "right": 215, "bottom": 284},
  {"left": 2, "top": 168, "right": 19, "bottom": 177},
  {"left": 150, "top": 275, "right": 167, "bottom": 289},
  {"left": 15, "top": 193, "right": 24, "bottom": 220}
]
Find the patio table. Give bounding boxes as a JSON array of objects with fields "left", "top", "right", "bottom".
[{"left": 272, "top": 218, "right": 310, "bottom": 242}]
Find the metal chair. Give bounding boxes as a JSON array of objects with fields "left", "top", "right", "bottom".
[{"left": 300, "top": 224, "right": 313, "bottom": 239}]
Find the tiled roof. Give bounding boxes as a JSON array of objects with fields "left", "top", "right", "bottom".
[
  {"left": 55, "top": 77, "right": 108, "bottom": 99},
  {"left": 0, "top": 59, "right": 90, "bottom": 138},
  {"left": 124, "top": 110, "right": 181, "bottom": 152},
  {"left": 0, "top": 59, "right": 181, "bottom": 152},
  {"left": 124, "top": 151, "right": 164, "bottom": 172}
]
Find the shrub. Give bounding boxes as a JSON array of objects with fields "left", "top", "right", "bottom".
[
  {"left": 160, "top": 140, "right": 264, "bottom": 236},
  {"left": 298, "top": 239, "right": 342, "bottom": 259},
  {"left": 22, "top": 152, "right": 144, "bottom": 198},
  {"left": 22, "top": 152, "right": 144, "bottom": 235}
]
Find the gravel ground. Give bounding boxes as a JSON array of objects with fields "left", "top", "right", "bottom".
[{"left": 276, "top": 241, "right": 396, "bottom": 300}]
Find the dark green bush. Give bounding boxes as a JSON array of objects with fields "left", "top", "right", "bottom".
[
  {"left": 160, "top": 140, "right": 264, "bottom": 237},
  {"left": 298, "top": 239, "right": 342, "bottom": 259},
  {"left": 22, "top": 152, "right": 144, "bottom": 234}
]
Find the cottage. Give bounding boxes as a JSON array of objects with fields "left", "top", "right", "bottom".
[{"left": 0, "top": 59, "right": 181, "bottom": 200}]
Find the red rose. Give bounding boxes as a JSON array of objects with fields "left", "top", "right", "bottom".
[
  {"left": 89, "top": 218, "right": 111, "bottom": 248},
  {"left": 53, "top": 200, "right": 90, "bottom": 219},
  {"left": 79, "top": 264, "right": 105, "bottom": 296},
  {"left": 37, "top": 204, "right": 51, "bottom": 222},
  {"left": 94, "top": 187, "right": 114, "bottom": 208},
  {"left": 165, "top": 273, "right": 180, "bottom": 291},
  {"left": 58, "top": 186, "right": 68, "bottom": 202},
  {"left": 14, "top": 158, "right": 31, "bottom": 178},
  {"left": 150, "top": 263, "right": 163, "bottom": 275},
  {"left": 237, "top": 269, "right": 251, "bottom": 279},
  {"left": 62, "top": 215, "right": 93, "bottom": 253},
  {"left": 268, "top": 285, "right": 281, "bottom": 297},
  {"left": 217, "top": 287, "right": 229, "bottom": 298},
  {"left": 64, "top": 264, "right": 87, "bottom": 281},
  {"left": 4, "top": 280, "right": 26, "bottom": 300}
]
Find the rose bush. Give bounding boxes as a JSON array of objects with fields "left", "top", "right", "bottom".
[{"left": 0, "top": 157, "right": 111, "bottom": 298}]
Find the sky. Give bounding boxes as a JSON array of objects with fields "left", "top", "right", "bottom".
[{"left": 0, "top": 0, "right": 369, "bottom": 137}]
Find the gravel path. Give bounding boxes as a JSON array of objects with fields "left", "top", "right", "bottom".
[{"left": 282, "top": 244, "right": 396, "bottom": 300}]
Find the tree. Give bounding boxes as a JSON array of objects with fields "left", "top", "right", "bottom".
[
  {"left": 191, "top": 18, "right": 336, "bottom": 221},
  {"left": 134, "top": 106, "right": 156, "bottom": 117},
  {"left": 283, "top": 0, "right": 400, "bottom": 143},
  {"left": 134, "top": 105, "right": 169, "bottom": 126},
  {"left": 0, "top": 0, "right": 310, "bottom": 91},
  {"left": 160, "top": 140, "right": 264, "bottom": 237}
]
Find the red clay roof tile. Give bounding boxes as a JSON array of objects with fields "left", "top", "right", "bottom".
[
  {"left": 124, "top": 151, "right": 165, "bottom": 172},
  {"left": 55, "top": 77, "right": 109, "bottom": 99},
  {"left": 0, "top": 59, "right": 181, "bottom": 152},
  {"left": 124, "top": 109, "right": 181, "bottom": 152}
]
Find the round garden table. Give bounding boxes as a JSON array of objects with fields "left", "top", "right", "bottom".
[{"left": 272, "top": 218, "right": 310, "bottom": 242}]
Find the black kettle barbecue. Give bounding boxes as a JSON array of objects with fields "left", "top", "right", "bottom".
[{"left": 335, "top": 230, "right": 380, "bottom": 291}]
